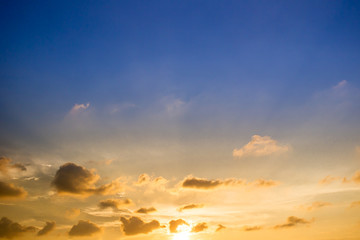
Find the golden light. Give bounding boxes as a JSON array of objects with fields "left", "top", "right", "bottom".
[{"left": 172, "top": 224, "right": 191, "bottom": 240}]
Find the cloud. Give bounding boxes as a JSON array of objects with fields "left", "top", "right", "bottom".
[
  {"left": 181, "top": 176, "right": 278, "bottom": 190},
  {"left": 350, "top": 201, "right": 360, "bottom": 208},
  {"left": 136, "top": 173, "right": 168, "bottom": 186},
  {"left": 350, "top": 170, "right": 360, "bottom": 183},
  {"left": 70, "top": 103, "right": 90, "bottom": 114},
  {"left": 300, "top": 201, "right": 332, "bottom": 211},
  {"left": 178, "top": 204, "right": 204, "bottom": 212},
  {"left": 135, "top": 207, "right": 157, "bottom": 214},
  {"left": 120, "top": 216, "right": 160, "bottom": 235},
  {"left": 51, "top": 163, "right": 121, "bottom": 197},
  {"left": 0, "top": 157, "right": 26, "bottom": 176},
  {"left": 0, "top": 181, "right": 27, "bottom": 199},
  {"left": 332, "top": 80, "right": 347, "bottom": 90},
  {"left": 233, "top": 135, "right": 290, "bottom": 158},
  {"left": 181, "top": 176, "right": 245, "bottom": 190},
  {"left": 169, "top": 219, "right": 189, "bottom": 233},
  {"left": 37, "top": 221, "right": 55, "bottom": 236},
  {"left": 0, "top": 217, "right": 36, "bottom": 239},
  {"left": 68, "top": 220, "right": 101, "bottom": 237},
  {"left": 250, "top": 179, "right": 279, "bottom": 187},
  {"left": 319, "top": 175, "right": 340, "bottom": 185},
  {"left": 98, "top": 198, "right": 132, "bottom": 211},
  {"left": 65, "top": 208, "right": 81, "bottom": 219},
  {"left": 216, "top": 224, "right": 226, "bottom": 232},
  {"left": 243, "top": 225, "right": 262, "bottom": 231},
  {"left": 191, "top": 222, "right": 208, "bottom": 233},
  {"left": 274, "top": 216, "right": 311, "bottom": 229}
]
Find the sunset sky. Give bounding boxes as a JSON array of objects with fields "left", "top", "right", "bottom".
[{"left": 1, "top": 1, "right": 360, "bottom": 240}]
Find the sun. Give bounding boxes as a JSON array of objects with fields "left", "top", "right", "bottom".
[{"left": 172, "top": 224, "right": 191, "bottom": 240}]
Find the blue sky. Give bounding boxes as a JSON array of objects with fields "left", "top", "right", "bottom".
[{"left": 1, "top": 2, "right": 360, "bottom": 240}]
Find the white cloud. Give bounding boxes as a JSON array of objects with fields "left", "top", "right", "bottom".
[
  {"left": 70, "top": 103, "right": 90, "bottom": 114},
  {"left": 332, "top": 80, "right": 347, "bottom": 90},
  {"left": 233, "top": 135, "right": 290, "bottom": 158}
]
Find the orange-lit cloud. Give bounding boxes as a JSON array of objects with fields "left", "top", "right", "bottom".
[
  {"left": 169, "top": 219, "right": 188, "bottom": 233},
  {"left": 68, "top": 220, "right": 101, "bottom": 237},
  {"left": 216, "top": 224, "right": 226, "bottom": 232},
  {"left": 178, "top": 204, "right": 204, "bottom": 212},
  {"left": 274, "top": 216, "right": 311, "bottom": 229},
  {"left": 0, "top": 217, "right": 36, "bottom": 239},
  {"left": 243, "top": 225, "right": 262, "bottom": 231},
  {"left": 136, "top": 173, "right": 168, "bottom": 186},
  {"left": 191, "top": 222, "right": 208, "bottom": 233},
  {"left": 37, "top": 221, "right": 55, "bottom": 236},
  {"left": 0, "top": 181, "right": 27, "bottom": 199},
  {"left": 135, "top": 207, "right": 157, "bottom": 214},
  {"left": 120, "top": 216, "right": 160, "bottom": 235},
  {"left": 98, "top": 198, "right": 132, "bottom": 211},
  {"left": 0, "top": 157, "right": 26, "bottom": 176},
  {"left": 233, "top": 135, "right": 290, "bottom": 158},
  {"left": 51, "top": 163, "right": 121, "bottom": 197}
]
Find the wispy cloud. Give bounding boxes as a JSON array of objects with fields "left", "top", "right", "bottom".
[
  {"left": 135, "top": 207, "right": 157, "bottom": 214},
  {"left": 178, "top": 203, "right": 204, "bottom": 212},
  {"left": 298, "top": 201, "right": 332, "bottom": 211},
  {"left": 233, "top": 135, "right": 290, "bottom": 158},
  {"left": 273, "top": 216, "right": 312, "bottom": 229}
]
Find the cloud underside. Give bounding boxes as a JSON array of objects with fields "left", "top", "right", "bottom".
[
  {"left": 233, "top": 135, "right": 290, "bottom": 158},
  {"left": 68, "top": 220, "right": 101, "bottom": 236},
  {"left": 0, "top": 181, "right": 27, "bottom": 199},
  {"left": 191, "top": 222, "right": 208, "bottom": 233},
  {"left": 319, "top": 170, "right": 360, "bottom": 185},
  {"left": 98, "top": 198, "right": 132, "bottom": 210},
  {"left": 135, "top": 207, "right": 157, "bottom": 214},
  {"left": 0, "top": 157, "right": 26, "bottom": 175},
  {"left": 216, "top": 224, "right": 226, "bottom": 232},
  {"left": 178, "top": 204, "right": 204, "bottom": 212},
  {"left": 274, "top": 216, "right": 311, "bottom": 229},
  {"left": 0, "top": 217, "right": 36, "bottom": 239},
  {"left": 181, "top": 176, "right": 278, "bottom": 190},
  {"left": 243, "top": 225, "right": 262, "bottom": 231},
  {"left": 51, "top": 163, "right": 120, "bottom": 197},
  {"left": 37, "top": 221, "right": 55, "bottom": 236},
  {"left": 120, "top": 217, "right": 160, "bottom": 235}
]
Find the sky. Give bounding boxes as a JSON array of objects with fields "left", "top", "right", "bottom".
[{"left": 0, "top": 1, "right": 360, "bottom": 239}]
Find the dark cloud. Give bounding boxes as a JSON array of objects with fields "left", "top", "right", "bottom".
[
  {"left": 68, "top": 220, "right": 101, "bottom": 237},
  {"left": 98, "top": 198, "right": 132, "bottom": 211},
  {"left": 181, "top": 176, "right": 245, "bottom": 190},
  {"left": 191, "top": 222, "right": 208, "bottom": 233},
  {"left": 178, "top": 204, "right": 204, "bottom": 212},
  {"left": 51, "top": 163, "right": 121, "bottom": 197},
  {"left": 0, "top": 217, "right": 36, "bottom": 239},
  {"left": 0, "top": 157, "right": 26, "bottom": 175},
  {"left": 181, "top": 176, "right": 279, "bottom": 190},
  {"left": 120, "top": 216, "right": 160, "bottom": 235},
  {"left": 37, "top": 221, "right": 55, "bottom": 236},
  {"left": 135, "top": 207, "right": 157, "bottom": 214},
  {"left": 274, "top": 216, "right": 311, "bottom": 229},
  {"left": 137, "top": 174, "right": 151, "bottom": 185},
  {"left": 169, "top": 219, "right": 188, "bottom": 233},
  {"left": 216, "top": 224, "right": 226, "bottom": 232},
  {"left": 0, "top": 181, "right": 27, "bottom": 199},
  {"left": 243, "top": 225, "right": 262, "bottom": 231}
]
